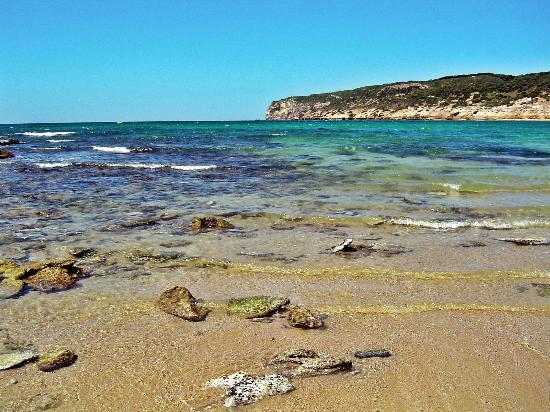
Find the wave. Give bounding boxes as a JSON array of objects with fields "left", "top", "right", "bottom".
[
  {"left": 92, "top": 146, "right": 132, "bottom": 153},
  {"left": 35, "top": 162, "right": 218, "bottom": 171},
  {"left": 48, "top": 139, "right": 76, "bottom": 143},
  {"left": 21, "top": 132, "right": 75, "bottom": 137},
  {"left": 389, "top": 217, "right": 550, "bottom": 230},
  {"left": 437, "top": 183, "right": 461, "bottom": 191}
]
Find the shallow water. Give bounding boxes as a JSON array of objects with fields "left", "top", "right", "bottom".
[{"left": 1, "top": 120, "right": 549, "bottom": 270}]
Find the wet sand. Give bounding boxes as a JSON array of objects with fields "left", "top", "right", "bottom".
[{"left": 1, "top": 257, "right": 549, "bottom": 411}]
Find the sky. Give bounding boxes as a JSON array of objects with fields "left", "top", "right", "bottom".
[{"left": 1, "top": 0, "right": 549, "bottom": 123}]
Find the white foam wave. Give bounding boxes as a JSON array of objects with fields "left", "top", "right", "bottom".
[
  {"left": 36, "top": 162, "right": 71, "bottom": 168},
  {"left": 48, "top": 139, "right": 76, "bottom": 143},
  {"left": 22, "top": 132, "right": 75, "bottom": 137},
  {"left": 35, "top": 162, "right": 218, "bottom": 171},
  {"left": 93, "top": 146, "right": 131, "bottom": 153},
  {"left": 438, "top": 183, "right": 461, "bottom": 191},
  {"left": 389, "top": 218, "right": 550, "bottom": 230}
]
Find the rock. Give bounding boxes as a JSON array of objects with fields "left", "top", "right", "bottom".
[
  {"left": 459, "top": 240, "right": 487, "bottom": 248},
  {"left": 191, "top": 216, "right": 233, "bottom": 230},
  {"left": 531, "top": 283, "right": 549, "bottom": 297},
  {"left": 0, "top": 278, "right": 25, "bottom": 299},
  {"left": 0, "top": 350, "right": 37, "bottom": 371},
  {"left": 25, "top": 267, "right": 77, "bottom": 292},
  {"left": 17, "top": 167, "right": 30, "bottom": 172},
  {"left": 36, "top": 350, "right": 77, "bottom": 372},
  {"left": 369, "top": 243, "right": 413, "bottom": 257},
  {"left": 498, "top": 238, "right": 550, "bottom": 246},
  {"left": 68, "top": 248, "right": 95, "bottom": 258},
  {"left": 4, "top": 259, "right": 80, "bottom": 281},
  {"left": 207, "top": 371, "right": 294, "bottom": 407},
  {"left": 354, "top": 349, "right": 391, "bottom": 358},
  {"left": 0, "top": 139, "right": 21, "bottom": 146},
  {"left": 0, "top": 333, "right": 38, "bottom": 371},
  {"left": 269, "top": 349, "right": 352, "bottom": 377},
  {"left": 119, "top": 219, "right": 156, "bottom": 228},
  {"left": 0, "top": 259, "right": 21, "bottom": 277},
  {"left": 34, "top": 394, "right": 60, "bottom": 410},
  {"left": 331, "top": 238, "right": 354, "bottom": 253},
  {"left": 0, "top": 148, "right": 14, "bottom": 159},
  {"left": 226, "top": 296, "right": 289, "bottom": 318},
  {"left": 157, "top": 286, "right": 209, "bottom": 321},
  {"left": 286, "top": 306, "right": 324, "bottom": 329}
]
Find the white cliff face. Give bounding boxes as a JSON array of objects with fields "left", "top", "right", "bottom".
[{"left": 266, "top": 96, "right": 550, "bottom": 120}]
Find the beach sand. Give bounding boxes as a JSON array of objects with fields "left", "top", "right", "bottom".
[{"left": 1, "top": 258, "right": 549, "bottom": 411}]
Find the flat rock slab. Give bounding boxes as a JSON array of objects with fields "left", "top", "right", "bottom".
[
  {"left": 226, "top": 296, "right": 290, "bottom": 318},
  {"left": 269, "top": 349, "right": 352, "bottom": 377},
  {"left": 498, "top": 238, "right": 550, "bottom": 246},
  {"left": 0, "top": 350, "right": 37, "bottom": 370}
]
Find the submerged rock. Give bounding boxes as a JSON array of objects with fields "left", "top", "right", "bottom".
[
  {"left": 157, "top": 286, "right": 210, "bottom": 321},
  {"left": 0, "top": 278, "right": 25, "bottom": 299},
  {"left": 25, "top": 267, "right": 77, "bottom": 293},
  {"left": 459, "top": 240, "right": 487, "bottom": 248},
  {"left": 192, "top": 216, "right": 233, "bottom": 230},
  {"left": 226, "top": 296, "right": 289, "bottom": 318},
  {"left": 269, "top": 349, "right": 352, "bottom": 377},
  {"left": 0, "top": 139, "right": 20, "bottom": 146},
  {"left": 1, "top": 259, "right": 81, "bottom": 293},
  {"left": 354, "top": 349, "right": 391, "bottom": 358},
  {"left": 0, "top": 148, "right": 14, "bottom": 159},
  {"left": 286, "top": 306, "right": 324, "bottom": 329},
  {"left": 68, "top": 248, "right": 96, "bottom": 258},
  {"left": 207, "top": 371, "right": 294, "bottom": 407},
  {"left": 37, "top": 349, "right": 77, "bottom": 372},
  {"left": 119, "top": 219, "right": 157, "bottom": 228},
  {"left": 531, "top": 283, "right": 549, "bottom": 297},
  {"left": 498, "top": 238, "right": 550, "bottom": 246}
]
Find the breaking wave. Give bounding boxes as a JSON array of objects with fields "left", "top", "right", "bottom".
[
  {"left": 389, "top": 217, "right": 550, "bottom": 230},
  {"left": 35, "top": 162, "right": 218, "bottom": 171},
  {"left": 21, "top": 132, "right": 76, "bottom": 137}
]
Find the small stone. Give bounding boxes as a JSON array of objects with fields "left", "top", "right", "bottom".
[
  {"left": 0, "top": 350, "right": 37, "bottom": 370},
  {"left": 37, "top": 350, "right": 77, "bottom": 372},
  {"left": 207, "top": 371, "right": 294, "bottom": 407},
  {"left": 0, "top": 148, "right": 14, "bottom": 159},
  {"left": 0, "top": 277, "right": 25, "bottom": 299},
  {"left": 286, "top": 306, "right": 324, "bottom": 329},
  {"left": 191, "top": 216, "right": 233, "bottom": 230},
  {"left": 226, "top": 296, "right": 289, "bottom": 318},
  {"left": 354, "top": 349, "right": 391, "bottom": 358},
  {"left": 8, "top": 378, "right": 18, "bottom": 385},
  {"left": 25, "top": 267, "right": 76, "bottom": 292},
  {"left": 157, "top": 286, "right": 209, "bottom": 321}
]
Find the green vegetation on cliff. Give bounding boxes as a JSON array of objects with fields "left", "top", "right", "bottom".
[{"left": 267, "top": 72, "right": 550, "bottom": 119}]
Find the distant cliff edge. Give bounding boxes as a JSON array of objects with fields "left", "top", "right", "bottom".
[{"left": 266, "top": 72, "right": 550, "bottom": 120}]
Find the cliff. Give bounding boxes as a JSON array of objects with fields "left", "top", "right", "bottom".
[{"left": 266, "top": 72, "right": 550, "bottom": 120}]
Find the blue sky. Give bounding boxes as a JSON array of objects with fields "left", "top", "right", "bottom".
[{"left": 1, "top": 0, "right": 549, "bottom": 123}]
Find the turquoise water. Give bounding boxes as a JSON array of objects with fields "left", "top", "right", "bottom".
[{"left": 1, "top": 120, "right": 549, "bottom": 257}]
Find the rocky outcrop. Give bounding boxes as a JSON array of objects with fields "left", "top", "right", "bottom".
[
  {"left": 0, "top": 148, "right": 14, "bottom": 159},
  {"left": 266, "top": 72, "right": 550, "bottom": 120}
]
